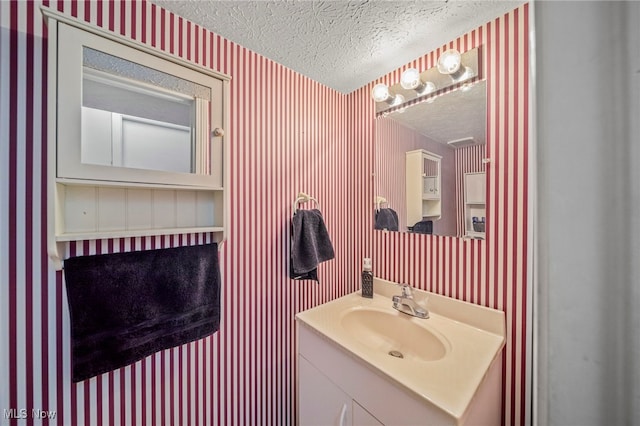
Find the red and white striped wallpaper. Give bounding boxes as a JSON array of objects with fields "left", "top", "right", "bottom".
[
  {"left": 1, "top": 1, "right": 529, "bottom": 425},
  {"left": 2, "top": 1, "right": 349, "bottom": 425},
  {"left": 350, "top": 5, "right": 530, "bottom": 425}
]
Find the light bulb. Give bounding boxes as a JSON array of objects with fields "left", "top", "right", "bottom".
[
  {"left": 400, "top": 68, "right": 421, "bottom": 90},
  {"left": 391, "top": 94, "right": 405, "bottom": 107},
  {"left": 437, "top": 49, "right": 462, "bottom": 75},
  {"left": 418, "top": 81, "right": 436, "bottom": 96},
  {"left": 371, "top": 83, "right": 391, "bottom": 102},
  {"left": 453, "top": 66, "right": 475, "bottom": 83}
]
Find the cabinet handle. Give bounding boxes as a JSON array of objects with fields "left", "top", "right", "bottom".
[{"left": 339, "top": 403, "right": 348, "bottom": 426}]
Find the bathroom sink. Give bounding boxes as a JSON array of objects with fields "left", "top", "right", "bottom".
[
  {"left": 296, "top": 277, "right": 506, "bottom": 423},
  {"left": 340, "top": 307, "right": 447, "bottom": 362}
]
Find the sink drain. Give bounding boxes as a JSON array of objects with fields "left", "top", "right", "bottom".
[{"left": 388, "top": 350, "right": 404, "bottom": 359}]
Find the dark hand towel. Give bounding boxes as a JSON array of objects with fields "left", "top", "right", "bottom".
[
  {"left": 290, "top": 209, "right": 335, "bottom": 281},
  {"left": 63, "top": 243, "right": 221, "bottom": 382},
  {"left": 374, "top": 208, "right": 399, "bottom": 231}
]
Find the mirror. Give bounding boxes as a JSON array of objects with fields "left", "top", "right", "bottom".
[
  {"left": 81, "top": 47, "right": 205, "bottom": 174},
  {"left": 56, "top": 21, "right": 225, "bottom": 188},
  {"left": 374, "top": 81, "right": 487, "bottom": 238}
]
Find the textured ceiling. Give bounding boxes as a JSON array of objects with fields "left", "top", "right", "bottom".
[{"left": 152, "top": 0, "right": 524, "bottom": 94}]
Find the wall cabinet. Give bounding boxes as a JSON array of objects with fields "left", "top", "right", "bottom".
[
  {"left": 405, "top": 149, "right": 442, "bottom": 229},
  {"left": 464, "top": 172, "right": 486, "bottom": 239},
  {"left": 43, "top": 7, "right": 230, "bottom": 269}
]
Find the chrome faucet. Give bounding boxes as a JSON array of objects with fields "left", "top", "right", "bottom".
[{"left": 392, "top": 284, "right": 429, "bottom": 319}]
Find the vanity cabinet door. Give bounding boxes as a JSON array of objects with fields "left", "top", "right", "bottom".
[
  {"left": 353, "top": 401, "right": 383, "bottom": 426},
  {"left": 299, "top": 355, "right": 352, "bottom": 426}
]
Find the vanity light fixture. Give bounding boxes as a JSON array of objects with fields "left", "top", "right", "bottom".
[
  {"left": 373, "top": 46, "right": 480, "bottom": 114},
  {"left": 372, "top": 83, "right": 394, "bottom": 104},
  {"left": 400, "top": 68, "right": 436, "bottom": 96}
]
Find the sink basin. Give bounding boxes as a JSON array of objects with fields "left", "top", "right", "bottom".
[{"left": 340, "top": 307, "right": 448, "bottom": 362}]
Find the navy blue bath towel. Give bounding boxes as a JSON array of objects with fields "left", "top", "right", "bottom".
[
  {"left": 64, "top": 243, "right": 221, "bottom": 382},
  {"left": 290, "top": 209, "right": 335, "bottom": 281},
  {"left": 374, "top": 208, "right": 399, "bottom": 231}
]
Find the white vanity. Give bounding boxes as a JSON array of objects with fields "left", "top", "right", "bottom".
[{"left": 296, "top": 278, "right": 505, "bottom": 425}]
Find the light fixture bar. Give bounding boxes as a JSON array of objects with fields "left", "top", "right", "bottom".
[{"left": 373, "top": 46, "right": 480, "bottom": 114}]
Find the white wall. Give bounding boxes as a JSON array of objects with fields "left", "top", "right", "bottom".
[{"left": 535, "top": 1, "right": 640, "bottom": 424}]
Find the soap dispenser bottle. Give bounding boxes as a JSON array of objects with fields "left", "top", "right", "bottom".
[{"left": 361, "top": 258, "right": 373, "bottom": 298}]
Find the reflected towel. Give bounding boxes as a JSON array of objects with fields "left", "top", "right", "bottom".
[
  {"left": 64, "top": 243, "right": 221, "bottom": 382},
  {"left": 290, "top": 209, "right": 335, "bottom": 281},
  {"left": 374, "top": 208, "right": 399, "bottom": 231}
]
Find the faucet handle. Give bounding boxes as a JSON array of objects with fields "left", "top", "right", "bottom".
[{"left": 399, "top": 284, "right": 413, "bottom": 298}]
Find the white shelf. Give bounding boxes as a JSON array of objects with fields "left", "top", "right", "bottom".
[
  {"left": 56, "top": 226, "right": 225, "bottom": 242},
  {"left": 54, "top": 182, "right": 224, "bottom": 241},
  {"left": 56, "top": 177, "right": 223, "bottom": 191},
  {"left": 466, "top": 231, "right": 485, "bottom": 239}
]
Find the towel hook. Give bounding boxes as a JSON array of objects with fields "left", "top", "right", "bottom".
[{"left": 293, "top": 192, "right": 319, "bottom": 213}]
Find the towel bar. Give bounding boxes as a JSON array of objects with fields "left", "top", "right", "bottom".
[{"left": 293, "top": 192, "right": 319, "bottom": 213}]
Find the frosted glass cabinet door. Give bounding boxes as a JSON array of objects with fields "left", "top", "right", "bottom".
[{"left": 299, "top": 356, "right": 352, "bottom": 426}]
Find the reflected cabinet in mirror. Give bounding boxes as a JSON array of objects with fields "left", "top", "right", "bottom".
[{"left": 374, "top": 81, "right": 487, "bottom": 239}]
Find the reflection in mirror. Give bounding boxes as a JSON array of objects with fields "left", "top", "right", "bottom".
[
  {"left": 374, "top": 81, "right": 487, "bottom": 238},
  {"left": 81, "top": 47, "right": 210, "bottom": 174}
]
